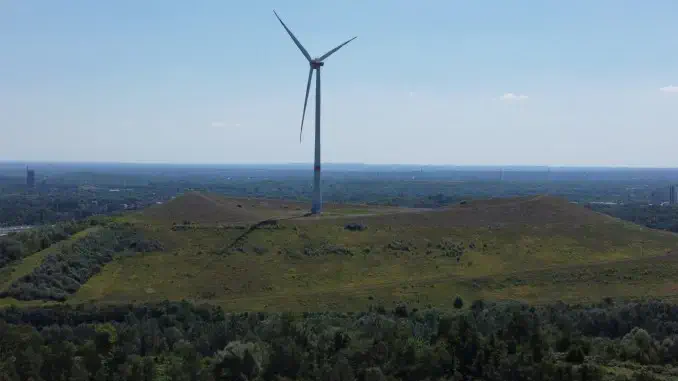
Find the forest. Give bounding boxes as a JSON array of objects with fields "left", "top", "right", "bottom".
[
  {"left": 587, "top": 204, "right": 678, "bottom": 233},
  {"left": 0, "top": 220, "right": 91, "bottom": 268},
  {"left": 1, "top": 299, "right": 677, "bottom": 381}
]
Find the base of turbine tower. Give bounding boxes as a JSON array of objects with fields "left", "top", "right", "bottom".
[{"left": 311, "top": 202, "right": 322, "bottom": 215}]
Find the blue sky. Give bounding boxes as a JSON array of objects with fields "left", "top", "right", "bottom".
[{"left": 1, "top": 0, "right": 677, "bottom": 166}]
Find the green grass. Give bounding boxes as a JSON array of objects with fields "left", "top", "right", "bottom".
[
  {"left": 0, "top": 251, "right": 51, "bottom": 291},
  {"left": 0, "top": 227, "right": 101, "bottom": 306},
  {"left": 67, "top": 194, "right": 678, "bottom": 311}
]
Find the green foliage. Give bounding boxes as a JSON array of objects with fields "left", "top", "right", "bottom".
[
  {"left": 0, "top": 238, "right": 24, "bottom": 264},
  {"left": 0, "top": 220, "right": 89, "bottom": 268},
  {"left": 2, "top": 299, "right": 674, "bottom": 380},
  {"left": 590, "top": 203, "right": 678, "bottom": 232},
  {"left": 632, "top": 370, "right": 663, "bottom": 381},
  {"left": 437, "top": 238, "right": 466, "bottom": 259},
  {"left": 565, "top": 345, "right": 585, "bottom": 363},
  {"left": 303, "top": 242, "right": 354, "bottom": 257},
  {"left": 0, "top": 224, "right": 154, "bottom": 301},
  {"left": 620, "top": 327, "right": 659, "bottom": 364}
]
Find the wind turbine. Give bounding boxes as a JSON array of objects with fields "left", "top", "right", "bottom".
[{"left": 274, "top": 10, "right": 356, "bottom": 215}]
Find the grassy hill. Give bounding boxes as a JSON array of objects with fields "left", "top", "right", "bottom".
[
  {"left": 139, "top": 191, "right": 407, "bottom": 226},
  {"left": 35, "top": 192, "right": 674, "bottom": 311}
]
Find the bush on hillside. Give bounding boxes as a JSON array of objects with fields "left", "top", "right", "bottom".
[
  {"left": 0, "top": 238, "right": 24, "bottom": 265},
  {"left": 304, "top": 243, "right": 353, "bottom": 257},
  {"left": 130, "top": 238, "right": 165, "bottom": 252},
  {"left": 0, "top": 224, "right": 147, "bottom": 301},
  {"left": 0, "top": 221, "right": 89, "bottom": 268},
  {"left": 345, "top": 223, "right": 367, "bottom": 231}
]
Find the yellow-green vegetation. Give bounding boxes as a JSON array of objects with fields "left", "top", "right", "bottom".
[
  {"left": 0, "top": 227, "right": 101, "bottom": 307},
  {"left": 66, "top": 192, "right": 678, "bottom": 311},
  {"left": 0, "top": 227, "right": 100, "bottom": 292}
]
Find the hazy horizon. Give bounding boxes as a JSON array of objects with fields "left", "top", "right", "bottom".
[
  {"left": 6, "top": 159, "right": 678, "bottom": 171},
  {"left": 2, "top": 1, "right": 677, "bottom": 166}
]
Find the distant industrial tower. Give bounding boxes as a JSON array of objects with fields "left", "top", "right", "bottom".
[
  {"left": 26, "top": 169, "right": 35, "bottom": 188},
  {"left": 670, "top": 185, "right": 677, "bottom": 205}
]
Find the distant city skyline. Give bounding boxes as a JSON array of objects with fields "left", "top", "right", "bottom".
[{"left": 1, "top": 1, "right": 677, "bottom": 166}]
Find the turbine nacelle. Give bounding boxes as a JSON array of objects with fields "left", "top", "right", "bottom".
[{"left": 310, "top": 60, "right": 324, "bottom": 69}]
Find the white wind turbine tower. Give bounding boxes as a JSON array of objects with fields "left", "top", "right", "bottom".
[{"left": 274, "top": 10, "right": 356, "bottom": 215}]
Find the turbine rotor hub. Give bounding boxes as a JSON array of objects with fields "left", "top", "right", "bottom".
[{"left": 310, "top": 60, "right": 324, "bottom": 68}]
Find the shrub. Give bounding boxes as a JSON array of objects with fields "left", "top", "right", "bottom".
[
  {"left": 1, "top": 225, "right": 140, "bottom": 301},
  {"left": 0, "top": 221, "right": 88, "bottom": 268},
  {"left": 0, "top": 238, "right": 24, "bottom": 265},
  {"left": 130, "top": 238, "right": 165, "bottom": 252},
  {"left": 304, "top": 244, "right": 353, "bottom": 257},
  {"left": 470, "top": 299, "right": 485, "bottom": 312},
  {"left": 364, "top": 367, "right": 386, "bottom": 381},
  {"left": 213, "top": 341, "right": 268, "bottom": 381},
  {"left": 394, "top": 303, "right": 408, "bottom": 317},
  {"left": 387, "top": 241, "right": 411, "bottom": 251},
  {"left": 632, "top": 370, "right": 662, "bottom": 381},
  {"left": 565, "top": 345, "right": 585, "bottom": 364},
  {"left": 345, "top": 223, "right": 367, "bottom": 232}
]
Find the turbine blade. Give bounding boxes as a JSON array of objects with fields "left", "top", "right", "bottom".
[
  {"left": 273, "top": 10, "right": 312, "bottom": 62},
  {"left": 300, "top": 67, "right": 314, "bottom": 142},
  {"left": 318, "top": 36, "right": 357, "bottom": 61}
]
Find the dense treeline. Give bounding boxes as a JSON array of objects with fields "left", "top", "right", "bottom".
[
  {"left": 0, "top": 220, "right": 90, "bottom": 268},
  {"left": 0, "top": 186, "right": 163, "bottom": 226},
  {"left": 1, "top": 300, "right": 677, "bottom": 380},
  {"left": 588, "top": 204, "right": 678, "bottom": 233},
  {"left": 0, "top": 224, "right": 163, "bottom": 301}
]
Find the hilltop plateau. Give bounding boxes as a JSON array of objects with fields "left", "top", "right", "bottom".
[{"left": 3, "top": 192, "right": 678, "bottom": 311}]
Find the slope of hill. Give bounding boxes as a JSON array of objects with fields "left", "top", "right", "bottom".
[
  {"left": 42, "top": 192, "right": 676, "bottom": 311},
  {"left": 141, "top": 191, "right": 274, "bottom": 224},
  {"left": 139, "top": 191, "right": 406, "bottom": 226}
]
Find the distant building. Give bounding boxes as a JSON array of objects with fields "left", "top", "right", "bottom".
[
  {"left": 26, "top": 169, "right": 35, "bottom": 188},
  {"left": 671, "top": 185, "right": 677, "bottom": 205}
]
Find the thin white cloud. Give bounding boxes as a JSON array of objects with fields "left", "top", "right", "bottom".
[
  {"left": 499, "top": 93, "right": 529, "bottom": 101},
  {"left": 660, "top": 85, "right": 678, "bottom": 93},
  {"left": 211, "top": 121, "right": 241, "bottom": 128}
]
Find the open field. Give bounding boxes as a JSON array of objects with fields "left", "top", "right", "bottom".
[{"left": 15, "top": 191, "right": 664, "bottom": 312}]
